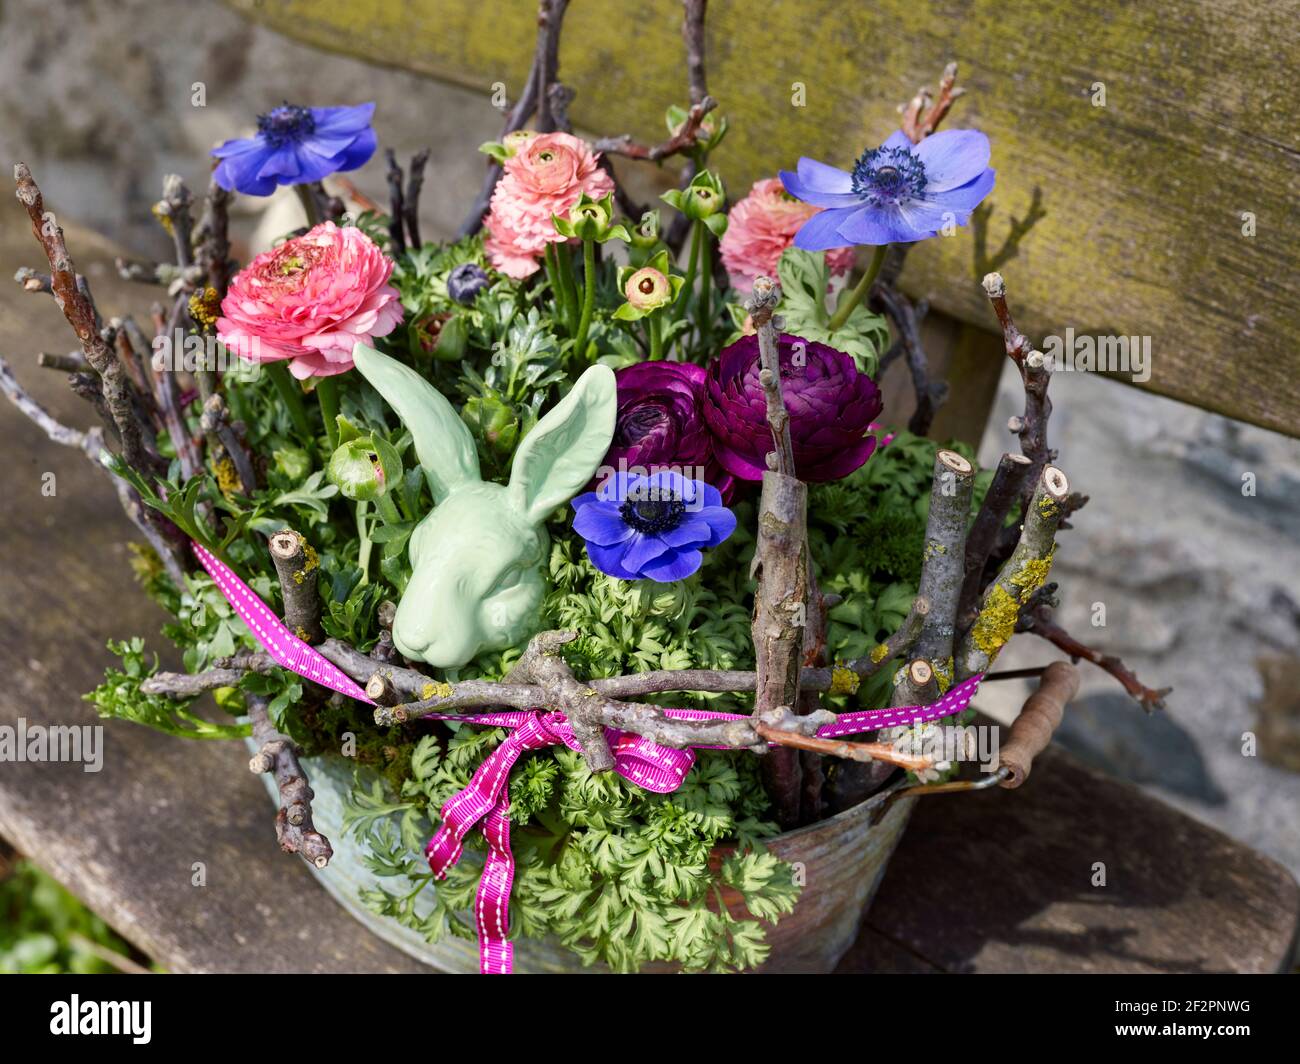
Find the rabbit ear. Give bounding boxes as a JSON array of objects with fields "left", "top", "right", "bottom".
[
  {"left": 508, "top": 364, "right": 617, "bottom": 524},
  {"left": 352, "top": 344, "right": 479, "bottom": 503}
]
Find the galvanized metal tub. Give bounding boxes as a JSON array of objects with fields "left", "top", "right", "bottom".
[{"left": 260, "top": 748, "right": 915, "bottom": 973}]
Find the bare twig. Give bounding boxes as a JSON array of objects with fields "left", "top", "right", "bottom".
[
  {"left": 1017, "top": 584, "right": 1171, "bottom": 712},
  {"left": 912, "top": 449, "right": 975, "bottom": 675},
  {"left": 268, "top": 530, "right": 324, "bottom": 645},
  {"left": 199, "top": 394, "right": 257, "bottom": 495},
  {"left": 312, "top": 594, "right": 930, "bottom": 716},
  {"left": 155, "top": 175, "right": 194, "bottom": 271},
  {"left": 14, "top": 163, "right": 159, "bottom": 477},
  {"left": 957, "top": 452, "right": 1033, "bottom": 632},
  {"left": 114, "top": 257, "right": 201, "bottom": 289},
  {"left": 983, "top": 271, "right": 1054, "bottom": 511},
  {"left": 900, "top": 61, "right": 965, "bottom": 144},
  {"left": 593, "top": 95, "right": 719, "bottom": 163},
  {"left": 457, "top": 0, "right": 570, "bottom": 237},
  {"left": 37, "top": 350, "right": 89, "bottom": 373},
  {"left": 872, "top": 282, "right": 947, "bottom": 436},
  {"left": 746, "top": 278, "right": 795, "bottom": 475},
  {"left": 743, "top": 277, "right": 809, "bottom": 824},
  {"left": 402, "top": 148, "right": 430, "bottom": 250},
  {"left": 682, "top": 0, "right": 709, "bottom": 105},
  {"left": 753, "top": 721, "right": 933, "bottom": 773},
  {"left": 955, "top": 466, "right": 1071, "bottom": 680},
  {"left": 193, "top": 178, "right": 234, "bottom": 299},
  {"left": 246, "top": 694, "right": 332, "bottom": 868},
  {"left": 0, "top": 355, "right": 186, "bottom": 587},
  {"left": 141, "top": 652, "right": 276, "bottom": 697},
  {"left": 384, "top": 149, "right": 407, "bottom": 255}
]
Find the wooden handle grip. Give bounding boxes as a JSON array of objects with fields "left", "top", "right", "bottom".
[{"left": 998, "top": 661, "right": 1080, "bottom": 788}]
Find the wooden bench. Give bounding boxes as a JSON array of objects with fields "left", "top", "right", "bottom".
[
  {"left": 1, "top": 218, "right": 1295, "bottom": 972},
  {"left": 4, "top": 0, "right": 1299, "bottom": 968},
  {"left": 229, "top": 0, "right": 1300, "bottom": 439}
]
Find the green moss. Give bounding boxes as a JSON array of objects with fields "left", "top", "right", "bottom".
[
  {"left": 971, "top": 584, "right": 1020, "bottom": 661},
  {"left": 931, "top": 656, "right": 954, "bottom": 694},
  {"left": 829, "top": 665, "right": 860, "bottom": 696}
]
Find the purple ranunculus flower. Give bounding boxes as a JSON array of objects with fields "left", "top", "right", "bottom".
[
  {"left": 211, "top": 103, "right": 378, "bottom": 196},
  {"left": 704, "top": 334, "right": 883, "bottom": 482},
  {"left": 779, "top": 129, "right": 995, "bottom": 247},
  {"left": 447, "top": 263, "right": 490, "bottom": 304},
  {"left": 572, "top": 470, "right": 737, "bottom": 582},
  {"left": 601, "top": 361, "right": 735, "bottom": 502}
]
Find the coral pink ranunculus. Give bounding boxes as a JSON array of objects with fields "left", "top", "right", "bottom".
[
  {"left": 217, "top": 222, "right": 403, "bottom": 380},
  {"left": 719, "top": 177, "right": 855, "bottom": 294},
  {"left": 483, "top": 132, "right": 615, "bottom": 280}
]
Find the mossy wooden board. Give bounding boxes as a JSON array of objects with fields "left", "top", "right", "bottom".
[{"left": 226, "top": 0, "right": 1300, "bottom": 438}]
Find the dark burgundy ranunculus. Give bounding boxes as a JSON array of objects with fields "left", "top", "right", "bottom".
[
  {"left": 703, "top": 334, "right": 883, "bottom": 482},
  {"left": 599, "top": 361, "right": 735, "bottom": 502}
]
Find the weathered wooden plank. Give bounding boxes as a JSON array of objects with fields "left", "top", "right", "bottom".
[
  {"left": 846, "top": 724, "right": 1300, "bottom": 973},
  {"left": 225, "top": 0, "right": 1300, "bottom": 437}
]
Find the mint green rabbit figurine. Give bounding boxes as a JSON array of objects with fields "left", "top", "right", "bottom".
[{"left": 351, "top": 344, "right": 616, "bottom": 668}]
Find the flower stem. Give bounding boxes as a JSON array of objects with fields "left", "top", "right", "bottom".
[
  {"left": 695, "top": 220, "right": 712, "bottom": 350},
  {"left": 294, "top": 183, "right": 321, "bottom": 228},
  {"left": 355, "top": 499, "right": 372, "bottom": 586},
  {"left": 647, "top": 312, "right": 664, "bottom": 361},
  {"left": 544, "top": 243, "right": 565, "bottom": 322},
  {"left": 827, "top": 243, "right": 888, "bottom": 334},
  {"left": 573, "top": 238, "right": 597, "bottom": 359},
  {"left": 264, "top": 361, "right": 312, "bottom": 440},
  {"left": 555, "top": 242, "right": 581, "bottom": 334},
  {"left": 680, "top": 221, "right": 702, "bottom": 322},
  {"left": 315, "top": 374, "right": 340, "bottom": 451}
]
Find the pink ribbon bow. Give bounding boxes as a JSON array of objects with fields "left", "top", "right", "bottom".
[
  {"left": 422, "top": 674, "right": 983, "bottom": 974},
  {"left": 193, "top": 537, "right": 984, "bottom": 975}
]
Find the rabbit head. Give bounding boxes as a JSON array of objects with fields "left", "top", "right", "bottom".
[{"left": 351, "top": 344, "right": 616, "bottom": 668}]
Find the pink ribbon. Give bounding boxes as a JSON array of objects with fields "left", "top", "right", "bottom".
[
  {"left": 192, "top": 542, "right": 375, "bottom": 705},
  {"left": 422, "top": 674, "right": 983, "bottom": 974},
  {"left": 192, "top": 538, "right": 984, "bottom": 974}
]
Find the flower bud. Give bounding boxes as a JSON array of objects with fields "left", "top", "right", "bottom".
[
  {"left": 327, "top": 435, "right": 403, "bottom": 502},
  {"left": 629, "top": 209, "right": 661, "bottom": 250},
  {"left": 447, "top": 263, "right": 489, "bottom": 305},
  {"left": 551, "top": 192, "right": 629, "bottom": 244},
  {"left": 624, "top": 267, "right": 671, "bottom": 311},
  {"left": 661, "top": 171, "right": 728, "bottom": 234},
  {"left": 613, "top": 249, "right": 685, "bottom": 321}
]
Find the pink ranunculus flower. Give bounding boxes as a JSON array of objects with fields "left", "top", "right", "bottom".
[
  {"left": 719, "top": 177, "right": 855, "bottom": 294},
  {"left": 483, "top": 132, "right": 615, "bottom": 280},
  {"left": 217, "top": 222, "right": 403, "bottom": 380}
]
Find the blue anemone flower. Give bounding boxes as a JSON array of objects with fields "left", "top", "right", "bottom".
[
  {"left": 571, "top": 470, "right": 737, "bottom": 582},
  {"left": 780, "top": 129, "right": 995, "bottom": 247},
  {"left": 211, "top": 103, "right": 378, "bottom": 196}
]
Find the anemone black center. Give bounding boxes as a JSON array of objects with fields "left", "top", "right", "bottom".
[
  {"left": 851, "top": 145, "right": 927, "bottom": 206},
  {"left": 257, "top": 105, "right": 315, "bottom": 146},
  {"left": 620, "top": 491, "right": 685, "bottom": 534}
]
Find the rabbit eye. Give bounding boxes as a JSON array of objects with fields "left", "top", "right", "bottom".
[{"left": 490, "top": 566, "right": 523, "bottom": 594}]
